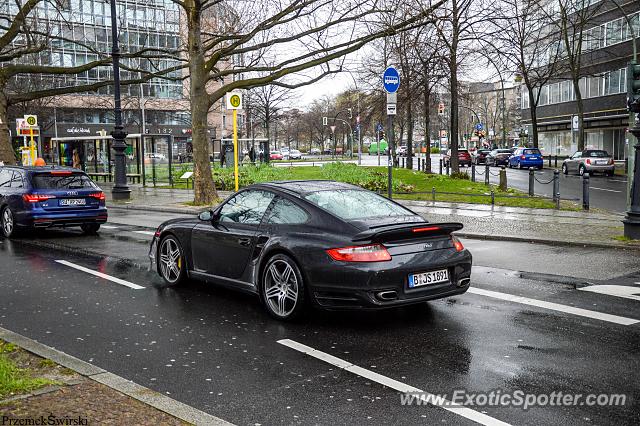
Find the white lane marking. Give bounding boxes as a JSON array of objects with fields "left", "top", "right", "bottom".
[
  {"left": 579, "top": 285, "right": 640, "bottom": 302},
  {"left": 54, "top": 260, "right": 145, "bottom": 290},
  {"left": 468, "top": 287, "right": 638, "bottom": 326},
  {"left": 609, "top": 179, "right": 627, "bottom": 183},
  {"left": 590, "top": 187, "right": 621, "bottom": 193},
  {"left": 278, "top": 339, "right": 511, "bottom": 426},
  {"left": 101, "top": 225, "right": 119, "bottom": 229},
  {"left": 132, "top": 230, "right": 156, "bottom": 236}
]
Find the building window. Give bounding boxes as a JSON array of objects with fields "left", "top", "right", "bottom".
[
  {"left": 605, "top": 18, "right": 623, "bottom": 46},
  {"left": 561, "top": 80, "right": 572, "bottom": 102},
  {"left": 604, "top": 70, "right": 621, "bottom": 95},
  {"left": 539, "top": 85, "right": 549, "bottom": 106},
  {"left": 588, "top": 75, "right": 602, "bottom": 98},
  {"left": 549, "top": 83, "right": 560, "bottom": 104}
]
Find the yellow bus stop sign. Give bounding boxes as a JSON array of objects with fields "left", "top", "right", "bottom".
[
  {"left": 226, "top": 92, "right": 243, "bottom": 110},
  {"left": 24, "top": 115, "right": 37, "bottom": 127}
]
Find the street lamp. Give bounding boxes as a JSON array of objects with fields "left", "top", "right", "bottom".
[{"left": 109, "top": 0, "right": 130, "bottom": 200}]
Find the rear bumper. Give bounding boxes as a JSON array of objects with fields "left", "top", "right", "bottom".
[
  {"left": 585, "top": 164, "right": 614, "bottom": 173},
  {"left": 305, "top": 249, "right": 472, "bottom": 310},
  {"left": 16, "top": 208, "right": 108, "bottom": 228},
  {"left": 519, "top": 159, "right": 544, "bottom": 167}
]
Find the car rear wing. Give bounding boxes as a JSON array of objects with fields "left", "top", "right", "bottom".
[{"left": 352, "top": 222, "right": 464, "bottom": 243}]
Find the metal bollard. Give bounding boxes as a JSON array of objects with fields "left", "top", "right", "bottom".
[
  {"left": 582, "top": 172, "right": 590, "bottom": 211},
  {"left": 485, "top": 164, "right": 489, "bottom": 185},
  {"left": 490, "top": 190, "right": 495, "bottom": 205},
  {"left": 528, "top": 167, "right": 535, "bottom": 196},
  {"left": 446, "top": 163, "right": 450, "bottom": 176},
  {"left": 554, "top": 155, "right": 558, "bottom": 168},
  {"left": 548, "top": 155, "right": 551, "bottom": 167},
  {"left": 432, "top": 186, "right": 436, "bottom": 202},
  {"left": 422, "top": 159, "right": 426, "bottom": 172},
  {"left": 499, "top": 166, "right": 507, "bottom": 191},
  {"left": 439, "top": 159, "right": 443, "bottom": 175},
  {"left": 401, "top": 157, "right": 405, "bottom": 168},
  {"left": 471, "top": 164, "right": 476, "bottom": 182},
  {"left": 553, "top": 169, "right": 560, "bottom": 209}
]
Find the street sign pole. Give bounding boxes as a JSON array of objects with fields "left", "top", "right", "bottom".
[
  {"left": 233, "top": 109, "right": 239, "bottom": 191},
  {"left": 383, "top": 66, "right": 400, "bottom": 199}
]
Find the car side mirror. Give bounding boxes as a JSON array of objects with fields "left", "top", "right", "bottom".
[{"left": 198, "top": 210, "right": 214, "bottom": 222}]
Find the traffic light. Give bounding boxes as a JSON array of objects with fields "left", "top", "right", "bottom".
[{"left": 627, "top": 62, "right": 640, "bottom": 113}]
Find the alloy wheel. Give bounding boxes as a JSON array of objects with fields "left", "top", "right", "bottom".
[
  {"left": 160, "top": 237, "right": 183, "bottom": 284},
  {"left": 2, "top": 208, "right": 14, "bottom": 237},
  {"left": 264, "top": 259, "right": 299, "bottom": 318}
]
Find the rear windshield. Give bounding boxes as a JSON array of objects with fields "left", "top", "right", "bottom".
[
  {"left": 524, "top": 149, "right": 541, "bottom": 155},
  {"left": 304, "top": 189, "right": 413, "bottom": 220},
  {"left": 497, "top": 149, "right": 512, "bottom": 153},
  {"left": 32, "top": 173, "right": 97, "bottom": 190},
  {"left": 585, "top": 150, "right": 609, "bottom": 157}
]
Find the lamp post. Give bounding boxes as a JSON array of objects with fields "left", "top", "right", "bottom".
[{"left": 109, "top": 0, "right": 130, "bottom": 200}]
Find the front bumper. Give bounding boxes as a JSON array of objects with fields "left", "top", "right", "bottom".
[{"left": 305, "top": 249, "right": 472, "bottom": 310}]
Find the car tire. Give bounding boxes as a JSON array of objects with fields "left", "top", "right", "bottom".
[
  {"left": 562, "top": 164, "right": 568, "bottom": 175},
  {"left": 607, "top": 170, "right": 615, "bottom": 177},
  {"left": 579, "top": 165, "right": 586, "bottom": 176},
  {"left": 261, "top": 253, "right": 306, "bottom": 321},
  {"left": 517, "top": 161, "right": 522, "bottom": 169},
  {"left": 1, "top": 206, "right": 18, "bottom": 238},
  {"left": 81, "top": 223, "right": 100, "bottom": 234},
  {"left": 158, "top": 235, "right": 186, "bottom": 286}
]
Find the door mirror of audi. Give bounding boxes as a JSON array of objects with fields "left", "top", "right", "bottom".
[{"left": 198, "top": 210, "right": 215, "bottom": 222}]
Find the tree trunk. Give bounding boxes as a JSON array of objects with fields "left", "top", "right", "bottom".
[
  {"left": 0, "top": 89, "right": 14, "bottom": 164},
  {"left": 187, "top": 3, "right": 218, "bottom": 204},
  {"left": 406, "top": 101, "right": 413, "bottom": 170},
  {"left": 423, "top": 83, "right": 431, "bottom": 173},
  {"left": 575, "top": 85, "right": 585, "bottom": 151},
  {"left": 450, "top": 58, "right": 460, "bottom": 173},
  {"left": 526, "top": 82, "right": 539, "bottom": 149}
]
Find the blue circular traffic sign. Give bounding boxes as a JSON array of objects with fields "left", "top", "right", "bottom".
[
  {"left": 383, "top": 66, "right": 400, "bottom": 93},
  {"left": 475, "top": 123, "right": 484, "bottom": 131}
]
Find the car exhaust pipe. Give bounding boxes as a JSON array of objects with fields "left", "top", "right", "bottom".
[
  {"left": 376, "top": 290, "right": 398, "bottom": 301},
  {"left": 457, "top": 278, "right": 470, "bottom": 288}
]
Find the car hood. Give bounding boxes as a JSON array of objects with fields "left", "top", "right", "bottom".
[{"left": 159, "top": 216, "right": 200, "bottom": 229}]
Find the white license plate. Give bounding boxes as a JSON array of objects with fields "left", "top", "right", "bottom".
[
  {"left": 60, "top": 198, "right": 86, "bottom": 206},
  {"left": 408, "top": 269, "right": 449, "bottom": 288},
  {"left": 596, "top": 160, "right": 606, "bottom": 165}
]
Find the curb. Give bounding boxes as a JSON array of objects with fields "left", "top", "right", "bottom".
[
  {"left": 455, "top": 231, "right": 640, "bottom": 251},
  {"left": 107, "top": 204, "right": 202, "bottom": 215},
  {"left": 0, "top": 326, "right": 233, "bottom": 426}
]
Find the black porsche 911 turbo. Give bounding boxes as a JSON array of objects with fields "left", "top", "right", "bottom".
[{"left": 149, "top": 181, "right": 472, "bottom": 320}]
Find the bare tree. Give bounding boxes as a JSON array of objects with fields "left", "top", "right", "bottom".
[{"left": 248, "top": 84, "right": 292, "bottom": 157}]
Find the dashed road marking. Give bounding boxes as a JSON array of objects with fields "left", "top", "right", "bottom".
[
  {"left": 54, "top": 260, "right": 145, "bottom": 290},
  {"left": 590, "top": 187, "right": 621, "bottom": 193},
  {"left": 101, "top": 225, "right": 119, "bottom": 229},
  {"left": 579, "top": 285, "right": 640, "bottom": 302},
  {"left": 468, "top": 287, "right": 638, "bottom": 325},
  {"left": 278, "top": 339, "right": 511, "bottom": 426}
]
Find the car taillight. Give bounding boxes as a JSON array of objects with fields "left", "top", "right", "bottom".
[
  {"left": 586, "top": 159, "right": 591, "bottom": 165},
  {"left": 90, "top": 192, "right": 106, "bottom": 201},
  {"left": 326, "top": 244, "right": 391, "bottom": 262},
  {"left": 22, "top": 194, "right": 55, "bottom": 203},
  {"left": 412, "top": 226, "right": 440, "bottom": 233},
  {"left": 452, "top": 237, "right": 464, "bottom": 252},
  {"left": 609, "top": 159, "right": 614, "bottom": 165},
  {"left": 520, "top": 155, "right": 526, "bottom": 160}
]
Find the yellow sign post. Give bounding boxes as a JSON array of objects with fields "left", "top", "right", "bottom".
[{"left": 226, "top": 92, "right": 243, "bottom": 192}]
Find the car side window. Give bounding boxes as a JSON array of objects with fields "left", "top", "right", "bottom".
[
  {"left": 0, "top": 169, "right": 11, "bottom": 188},
  {"left": 572, "top": 152, "right": 581, "bottom": 159},
  {"left": 10, "top": 171, "right": 23, "bottom": 188},
  {"left": 219, "top": 190, "right": 275, "bottom": 225},
  {"left": 266, "top": 197, "right": 309, "bottom": 225}
]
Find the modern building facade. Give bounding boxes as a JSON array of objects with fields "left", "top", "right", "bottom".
[
  {"left": 1, "top": 0, "right": 239, "bottom": 167},
  {"left": 520, "top": 1, "right": 640, "bottom": 159}
]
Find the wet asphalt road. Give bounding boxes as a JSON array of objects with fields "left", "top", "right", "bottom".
[{"left": 1, "top": 214, "right": 640, "bottom": 425}]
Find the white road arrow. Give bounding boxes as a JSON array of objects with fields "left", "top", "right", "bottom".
[{"left": 579, "top": 285, "right": 640, "bottom": 302}]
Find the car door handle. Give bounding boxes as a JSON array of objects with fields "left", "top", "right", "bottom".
[{"left": 238, "top": 237, "right": 252, "bottom": 246}]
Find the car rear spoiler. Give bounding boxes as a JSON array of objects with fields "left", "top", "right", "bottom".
[{"left": 352, "top": 222, "right": 464, "bottom": 243}]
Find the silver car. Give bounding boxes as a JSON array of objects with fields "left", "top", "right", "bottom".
[{"left": 562, "top": 150, "right": 615, "bottom": 176}]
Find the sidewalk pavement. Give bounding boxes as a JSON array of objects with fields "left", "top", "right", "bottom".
[{"left": 101, "top": 183, "right": 640, "bottom": 250}]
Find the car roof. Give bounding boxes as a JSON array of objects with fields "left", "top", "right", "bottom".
[
  {"left": 252, "top": 180, "right": 359, "bottom": 196},
  {"left": 0, "top": 165, "right": 82, "bottom": 173}
]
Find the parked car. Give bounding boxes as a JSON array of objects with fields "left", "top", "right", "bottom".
[
  {"left": 508, "top": 147, "right": 544, "bottom": 169},
  {"left": 485, "top": 149, "right": 513, "bottom": 167},
  {"left": 473, "top": 149, "right": 491, "bottom": 165},
  {"left": 289, "top": 149, "right": 302, "bottom": 160},
  {"left": 562, "top": 150, "right": 615, "bottom": 176},
  {"left": 0, "top": 166, "right": 107, "bottom": 238},
  {"left": 309, "top": 148, "right": 321, "bottom": 155},
  {"left": 396, "top": 145, "right": 408, "bottom": 156},
  {"left": 149, "top": 181, "right": 471, "bottom": 320},
  {"left": 442, "top": 148, "right": 472, "bottom": 167},
  {"left": 270, "top": 150, "right": 283, "bottom": 160}
]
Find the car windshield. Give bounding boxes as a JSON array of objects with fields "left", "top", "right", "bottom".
[
  {"left": 32, "top": 173, "right": 97, "bottom": 189},
  {"left": 304, "top": 189, "right": 413, "bottom": 220},
  {"left": 523, "top": 149, "right": 541, "bottom": 155},
  {"left": 585, "top": 150, "right": 609, "bottom": 157}
]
